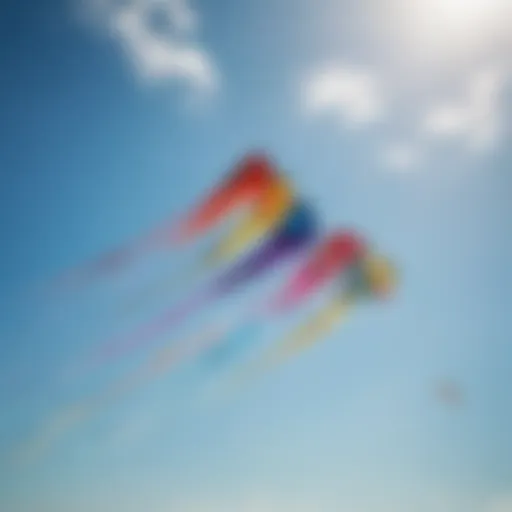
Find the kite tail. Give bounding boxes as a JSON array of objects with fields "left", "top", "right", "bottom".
[
  {"left": 96, "top": 325, "right": 229, "bottom": 407},
  {"left": 19, "top": 325, "right": 231, "bottom": 465},
  {"left": 207, "top": 217, "right": 270, "bottom": 265},
  {"left": 228, "top": 299, "right": 352, "bottom": 395},
  {"left": 268, "top": 271, "right": 319, "bottom": 313},
  {"left": 50, "top": 218, "right": 185, "bottom": 294},
  {"left": 121, "top": 258, "right": 207, "bottom": 317},
  {"left": 13, "top": 403, "right": 94, "bottom": 466},
  {"left": 265, "top": 298, "right": 352, "bottom": 367},
  {"left": 93, "top": 288, "right": 214, "bottom": 367},
  {"left": 203, "top": 319, "right": 264, "bottom": 367}
]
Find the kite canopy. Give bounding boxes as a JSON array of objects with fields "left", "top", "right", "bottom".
[
  {"left": 343, "top": 252, "right": 398, "bottom": 301},
  {"left": 364, "top": 254, "right": 398, "bottom": 299},
  {"left": 267, "top": 229, "right": 366, "bottom": 314},
  {"left": 213, "top": 200, "right": 319, "bottom": 292},
  {"left": 207, "top": 172, "right": 294, "bottom": 264},
  {"left": 173, "top": 152, "right": 280, "bottom": 244}
]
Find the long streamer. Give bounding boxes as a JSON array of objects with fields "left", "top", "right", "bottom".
[
  {"left": 123, "top": 172, "right": 293, "bottom": 315},
  {"left": 168, "top": 231, "right": 366, "bottom": 372},
  {"left": 15, "top": 326, "right": 228, "bottom": 465},
  {"left": 226, "top": 252, "right": 398, "bottom": 393},
  {"left": 51, "top": 153, "right": 280, "bottom": 292},
  {"left": 92, "top": 202, "right": 319, "bottom": 365}
]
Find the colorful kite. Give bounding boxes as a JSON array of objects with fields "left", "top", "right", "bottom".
[
  {"left": 124, "top": 170, "right": 294, "bottom": 314},
  {"left": 94, "top": 201, "right": 319, "bottom": 365},
  {"left": 25, "top": 151, "right": 401, "bottom": 465},
  {"left": 52, "top": 153, "right": 281, "bottom": 291},
  {"left": 234, "top": 253, "right": 398, "bottom": 386},
  {"left": 170, "top": 153, "right": 282, "bottom": 245},
  {"left": 206, "top": 172, "right": 294, "bottom": 264},
  {"left": 435, "top": 380, "right": 464, "bottom": 408},
  {"left": 265, "top": 230, "right": 366, "bottom": 314},
  {"left": 196, "top": 231, "right": 368, "bottom": 366}
]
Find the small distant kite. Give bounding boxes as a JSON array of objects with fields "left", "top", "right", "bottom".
[{"left": 435, "top": 380, "right": 464, "bottom": 407}]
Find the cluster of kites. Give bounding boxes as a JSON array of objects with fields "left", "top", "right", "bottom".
[
  {"left": 63, "top": 152, "right": 398, "bottom": 370},
  {"left": 21, "top": 152, "right": 399, "bottom": 461}
]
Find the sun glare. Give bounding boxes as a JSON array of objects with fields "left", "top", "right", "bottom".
[
  {"left": 429, "top": 0, "right": 500, "bottom": 27},
  {"left": 406, "top": 0, "right": 509, "bottom": 53}
]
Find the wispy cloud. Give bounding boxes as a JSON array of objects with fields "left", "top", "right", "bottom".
[
  {"left": 387, "top": 65, "right": 510, "bottom": 169},
  {"left": 87, "top": 0, "right": 219, "bottom": 93},
  {"left": 422, "top": 66, "right": 508, "bottom": 152},
  {"left": 301, "top": 59, "right": 510, "bottom": 172},
  {"left": 301, "top": 64, "right": 385, "bottom": 127}
]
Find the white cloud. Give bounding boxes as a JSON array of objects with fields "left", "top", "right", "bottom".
[
  {"left": 87, "top": 0, "right": 218, "bottom": 92},
  {"left": 382, "top": 143, "right": 421, "bottom": 171},
  {"left": 301, "top": 63, "right": 509, "bottom": 172},
  {"left": 423, "top": 67, "right": 508, "bottom": 151},
  {"left": 302, "top": 65, "right": 384, "bottom": 126}
]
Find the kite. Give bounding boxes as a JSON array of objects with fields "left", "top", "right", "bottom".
[
  {"left": 265, "top": 230, "right": 366, "bottom": 313},
  {"left": 94, "top": 201, "right": 319, "bottom": 365},
  {"left": 435, "top": 380, "right": 464, "bottom": 408},
  {"left": 129, "top": 230, "right": 367, "bottom": 374},
  {"left": 52, "top": 153, "right": 281, "bottom": 291},
  {"left": 18, "top": 150, "right": 403, "bottom": 467},
  {"left": 22, "top": 254, "right": 396, "bottom": 463},
  {"left": 196, "top": 231, "right": 368, "bottom": 367},
  {"left": 170, "top": 153, "right": 282, "bottom": 246},
  {"left": 265, "top": 252, "right": 397, "bottom": 365},
  {"left": 231, "top": 253, "right": 398, "bottom": 388},
  {"left": 124, "top": 171, "right": 294, "bottom": 314},
  {"left": 206, "top": 173, "right": 294, "bottom": 264}
]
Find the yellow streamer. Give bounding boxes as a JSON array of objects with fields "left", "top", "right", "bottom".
[
  {"left": 122, "top": 177, "right": 293, "bottom": 316},
  {"left": 266, "top": 298, "right": 352, "bottom": 368},
  {"left": 208, "top": 176, "right": 294, "bottom": 264},
  {"left": 220, "top": 298, "right": 353, "bottom": 399}
]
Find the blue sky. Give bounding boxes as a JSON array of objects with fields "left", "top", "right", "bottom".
[{"left": 1, "top": 0, "right": 511, "bottom": 510}]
